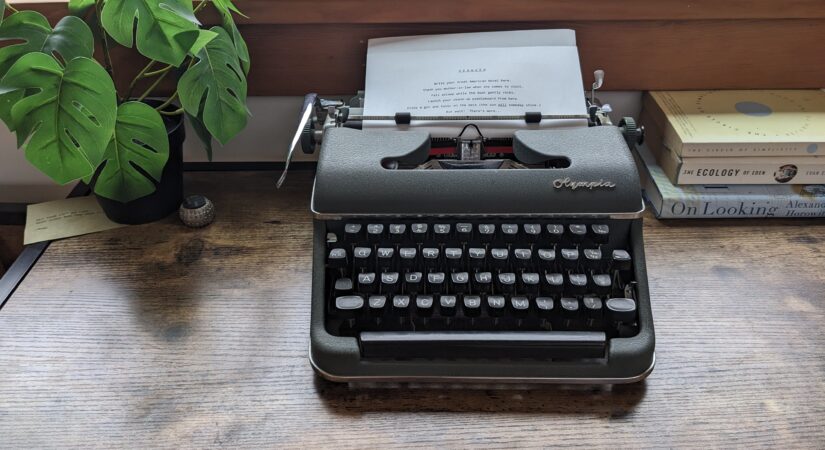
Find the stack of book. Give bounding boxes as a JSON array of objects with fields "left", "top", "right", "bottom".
[{"left": 637, "top": 90, "right": 825, "bottom": 218}]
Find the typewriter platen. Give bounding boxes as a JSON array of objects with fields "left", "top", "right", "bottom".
[{"left": 283, "top": 85, "right": 655, "bottom": 384}]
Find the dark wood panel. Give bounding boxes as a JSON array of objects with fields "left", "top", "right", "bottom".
[
  {"left": 12, "top": 0, "right": 825, "bottom": 23},
  {"left": 236, "top": 0, "right": 825, "bottom": 23},
  {"left": 8, "top": 2, "right": 825, "bottom": 92},
  {"left": 83, "top": 19, "right": 825, "bottom": 95},
  {"left": 241, "top": 20, "right": 825, "bottom": 94},
  {"left": 0, "top": 225, "right": 24, "bottom": 272},
  {"left": 0, "top": 171, "right": 823, "bottom": 447}
]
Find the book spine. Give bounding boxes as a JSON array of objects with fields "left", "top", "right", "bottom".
[
  {"left": 680, "top": 142, "right": 824, "bottom": 158},
  {"left": 653, "top": 196, "right": 825, "bottom": 219},
  {"left": 634, "top": 137, "right": 825, "bottom": 219},
  {"left": 673, "top": 158, "right": 825, "bottom": 184},
  {"left": 646, "top": 91, "right": 825, "bottom": 158}
]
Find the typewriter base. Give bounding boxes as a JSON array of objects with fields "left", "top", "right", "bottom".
[
  {"left": 310, "top": 350, "right": 655, "bottom": 385},
  {"left": 310, "top": 218, "right": 656, "bottom": 384}
]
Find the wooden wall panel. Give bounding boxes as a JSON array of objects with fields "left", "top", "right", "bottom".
[
  {"left": 12, "top": 0, "right": 825, "bottom": 22},
  {"left": 239, "top": 20, "right": 825, "bottom": 95},
  {"left": 234, "top": 0, "right": 825, "bottom": 23},
  {"left": 7, "top": 1, "right": 825, "bottom": 93}
]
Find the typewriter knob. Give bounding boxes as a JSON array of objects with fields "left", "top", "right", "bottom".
[
  {"left": 619, "top": 117, "right": 644, "bottom": 146},
  {"left": 338, "top": 106, "right": 350, "bottom": 123},
  {"left": 300, "top": 120, "right": 316, "bottom": 154}
]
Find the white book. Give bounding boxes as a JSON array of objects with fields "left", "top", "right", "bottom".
[
  {"left": 644, "top": 90, "right": 825, "bottom": 157},
  {"left": 642, "top": 111, "right": 825, "bottom": 185},
  {"left": 660, "top": 151, "right": 825, "bottom": 185}
]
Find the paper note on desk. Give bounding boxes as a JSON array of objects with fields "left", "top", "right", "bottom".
[
  {"left": 363, "top": 29, "right": 588, "bottom": 137},
  {"left": 24, "top": 197, "right": 125, "bottom": 245}
]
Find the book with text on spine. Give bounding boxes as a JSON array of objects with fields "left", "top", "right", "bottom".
[
  {"left": 641, "top": 110, "right": 825, "bottom": 185},
  {"left": 644, "top": 90, "right": 825, "bottom": 158},
  {"left": 634, "top": 142, "right": 825, "bottom": 219}
]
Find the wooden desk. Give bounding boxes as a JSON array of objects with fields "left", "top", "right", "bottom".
[{"left": 1, "top": 171, "right": 823, "bottom": 448}]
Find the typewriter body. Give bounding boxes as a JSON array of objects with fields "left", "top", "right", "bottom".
[{"left": 283, "top": 89, "right": 655, "bottom": 384}]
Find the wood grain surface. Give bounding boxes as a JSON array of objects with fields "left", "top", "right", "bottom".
[
  {"left": 1, "top": 171, "right": 824, "bottom": 448},
  {"left": 7, "top": 1, "right": 825, "bottom": 93},
  {"left": 232, "top": 20, "right": 825, "bottom": 95},
  {"left": 12, "top": 0, "right": 825, "bottom": 23}
]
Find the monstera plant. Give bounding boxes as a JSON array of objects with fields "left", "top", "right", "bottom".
[{"left": 0, "top": 0, "right": 249, "bottom": 223}]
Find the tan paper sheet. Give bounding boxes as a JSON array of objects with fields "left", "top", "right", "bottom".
[{"left": 24, "top": 197, "right": 125, "bottom": 245}]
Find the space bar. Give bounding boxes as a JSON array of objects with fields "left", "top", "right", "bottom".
[{"left": 359, "top": 331, "right": 606, "bottom": 359}]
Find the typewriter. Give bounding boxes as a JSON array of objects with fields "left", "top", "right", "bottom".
[{"left": 279, "top": 83, "right": 655, "bottom": 384}]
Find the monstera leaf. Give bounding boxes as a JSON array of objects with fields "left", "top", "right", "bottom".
[
  {"left": 0, "top": 12, "right": 94, "bottom": 77},
  {"left": 0, "top": 12, "right": 95, "bottom": 127},
  {"left": 39, "top": 16, "right": 95, "bottom": 65},
  {"left": 0, "top": 53, "right": 117, "bottom": 184},
  {"left": 101, "top": 0, "right": 199, "bottom": 66},
  {"left": 209, "top": 0, "right": 249, "bottom": 75},
  {"left": 178, "top": 26, "right": 247, "bottom": 144},
  {"left": 212, "top": 0, "right": 245, "bottom": 17},
  {"left": 186, "top": 112, "right": 213, "bottom": 161},
  {"left": 68, "top": 0, "right": 96, "bottom": 17},
  {"left": 177, "top": 27, "right": 217, "bottom": 56},
  {"left": 92, "top": 102, "right": 169, "bottom": 202},
  {"left": 220, "top": 13, "right": 249, "bottom": 75},
  {"left": 0, "top": 12, "right": 51, "bottom": 80}
]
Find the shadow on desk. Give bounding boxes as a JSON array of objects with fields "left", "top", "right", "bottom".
[
  {"left": 654, "top": 216, "right": 825, "bottom": 231},
  {"left": 313, "top": 376, "right": 647, "bottom": 416}
]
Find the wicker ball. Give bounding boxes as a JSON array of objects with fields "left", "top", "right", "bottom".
[{"left": 179, "top": 195, "right": 215, "bottom": 228}]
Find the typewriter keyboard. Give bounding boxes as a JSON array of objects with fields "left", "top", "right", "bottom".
[{"left": 323, "top": 219, "right": 641, "bottom": 359}]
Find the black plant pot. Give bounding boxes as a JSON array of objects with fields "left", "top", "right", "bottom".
[{"left": 95, "top": 102, "right": 185, "bottom": 225}]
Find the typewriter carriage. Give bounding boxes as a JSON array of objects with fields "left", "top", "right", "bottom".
[{"left": 294, "top": 90, "right": 643, "bottom": 161}]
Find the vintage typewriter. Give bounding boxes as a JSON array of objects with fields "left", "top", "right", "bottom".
[{"left": 279, "top": 78, "right": 655, "bottom": 384}]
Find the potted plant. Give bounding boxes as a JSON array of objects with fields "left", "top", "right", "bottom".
[{"left": 0, "top": 0, "right": 250, "bottom": 224}]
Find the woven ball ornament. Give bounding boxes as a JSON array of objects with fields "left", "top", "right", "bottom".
[{"left": 179, "top": 195, "right": 215, "bottom": 228}]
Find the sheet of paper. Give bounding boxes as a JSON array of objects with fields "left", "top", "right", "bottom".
[
  {"left": 24, "top": 196, "right": 125, "bottom": 245},
  {"left": 363, "top": 30, "right": 588, "bottom": 137},
  {"left": 367, "top": 29, "right": 576, "bottom": 52}
]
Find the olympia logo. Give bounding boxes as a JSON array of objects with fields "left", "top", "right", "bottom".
[{"left": 552, "top": 177, "right": 616, "bottom": 190}]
